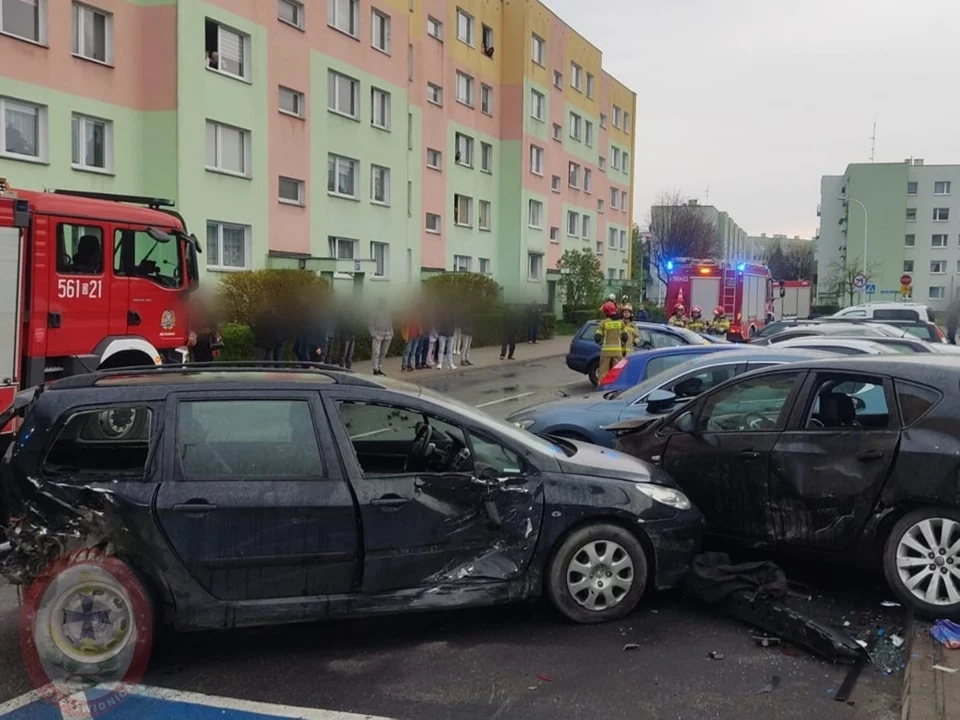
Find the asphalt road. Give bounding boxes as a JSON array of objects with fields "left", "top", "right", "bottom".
[{"left": 0, "top": 357, "right": 904, "bottom": 719}]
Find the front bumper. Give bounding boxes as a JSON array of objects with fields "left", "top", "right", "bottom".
[{"left": 644, "top": 507, "right": 704, "bottom": 591}]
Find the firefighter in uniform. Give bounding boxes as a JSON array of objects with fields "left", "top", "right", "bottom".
[
  {"left": 667, "top": 303, "right": 687, "bottom": 327},
  {"left": 710, "top": 306, "right": 730, "bottom": 336},
  {"left": 687, "top": 306, "right": 706, "bottom": 333},
  {"left": 621, "top": 304, "right": 640, "bottom": 350},
  {"left": 600, "top": 293, "right": 617, "bottom": 317},
  {"left": 594, "top": 304, "right": 628, "bottom": 382}
]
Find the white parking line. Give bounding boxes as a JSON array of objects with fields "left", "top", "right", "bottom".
[{"left": 476, "top": 391, "right": 535, "bottom": 408}]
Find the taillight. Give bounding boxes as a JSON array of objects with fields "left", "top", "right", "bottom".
[
  {"left": 599, "top": 358, "right": 627, "bottom": 387},
  {"left": 936, "top": 326, "right": 945, "bottom": 340}
]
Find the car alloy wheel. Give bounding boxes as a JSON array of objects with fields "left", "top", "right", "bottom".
[
  {"left": 895, "top": 517, "right": 960, "bottom": 606},
  {"left": 566, "top": 539, "right": 634, "bottom": 611}
]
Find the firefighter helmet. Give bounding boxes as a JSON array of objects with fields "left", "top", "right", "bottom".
[
  {"left": 691, "top": 306, "right": 702, "bottom": 318},
  {"left": 714, "top": 305, "right": 725, "bottom": 317},
  {"left": 603, "top": 303, "right": 619, "bottom": 318},
  {"left": 673, "top": 303, "right": 685, "bottom": 314}
]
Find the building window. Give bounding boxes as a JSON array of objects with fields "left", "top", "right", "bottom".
[
  {"left": 328, "top": 70, "right": 359, "bottom": 119},
  {"left": 70, "top": 113, "right": 112, "bottom": 173},
  {"left": 568, "top": 162, "right": 580, "bottom": 188},
  {"left": 907, "top": 181, "right": 918, "bottom": 195},
  {"left": 932, "top": 234, "right": 948, "bottom": 248},
  {"left": 600, "top": 113, "right": 607, "bottom": 128},
  {"left": 453, "top": 255, "right": 472, "bottom": 272},
  {"left": 585, "top": 121, "right": 593, "bottom": 147},
  {"left": 623, "top": 112, "right": 631, "bottom": 133},
  {"left": 552, "top": 123, "right": 562, "bottom": 141},
  {"left": 903, "top": 260, "right": 914, "bottom": 272},
  {"left": 529, "top": 145, "right": 544, "bottom": 175},
  {"left": 480, "top": 142, "right": 493, "bottom": 173},
  {"left": 425, "top": 213, "right": 441, "bottom": 233},
  {"left": 586, "top": 73, "right": 594, "bottom": 99},
  {"left": 905, "top": 234, "right": 915, "bottom": 247},
  {"left": 328, "top": 0, "right": 359, "bottom": 37},
  {"left": 371, "top": 87, "right": 391, "bottom": 130},
  {"left": 530, "top": 89, "right": 545, "bottom": 121},
  {"left": 0, "top": 97, "right": 46, "bottom": 161},
  {"left": 598, "top": 199, "right": 604, "bottom": 213},
  {"left": 478, "top": 200, "right": 491, "bottom": 231},
  {"left": 454, "top": 193, "right": 473, "bottom": 226},
  {"left": 570, "top": 62, "right": 583, "bottom": 91},
  {"left": 278, "top": 0, "right": 304, "bottom": 29},
  {"left": 607, "top": 268, "right": 616, "bottom": 281},
  {"left": 931, "top": 260, "right": 946, "bottom": 274},
  {"left": 935, "top": 180, "right": 952, "bottom": 195},
  {"left": 569, "top": 112, "right": 582, "bottom": 140},
  {"left": 455, "top": 132, "right": 474, "bottom": 167},
  {"left": 622, "top": 151, "right": 630, "bottom": 171},
  {"left": 550, "top": 227, "right": 559, "bottom": 243},
  {"left": 205, "top": 120, "right": 250, "bottom": 177},
  {"left": 72, "top": 2, "right": 113, "bottom": 64},
  {"left": 456, "top": 71, "right": 474, "bottom": 106},
  {"left": 528, "top": 199, "right": 544, "bottom": 229},
  {"left": 584, "top": 168, "right": 592, "bottom": 193},
  {"left": 551, "top": 175, "right": 561, "bottom": 193},
  {"left": 481, "top": 24, "right": 493, "bottom": 55},
  {"left": 278, "top": 86, "right": 305, "bottom": 118},
  {"left": 479, "top": 257, "right": 491, "bottom": 275},
  {"left": 611, "top": 147, "right": 621, "bottom": 170},
  {"left": 456, "top": 8, "right": 473, "bottom": 45},
  {"left": 426, "top": 82, "right": 443, "bottom": 106},
  {"left": 371, "top": 8, "right": 390, "bottom": 53},
  {"left": 481, "top": 83, "right": 493, "bottom": 115},
  {"left": 427, "top": 15, "right": 442, "bottom": 40},
  {"left": 611, "top": 187, "right": 618, "bottom": 207},
  {"left": 205, "top": 19, "right": 250, "bottom": 81},
  {"left": 906, "top": 207, "right": 917, "bottom": 222},
  {"left": 328, "top": 236, "right": 357, "bottom": 260},
  {"left": 206, "top": 221, "right": 250, "bottom": 270},
  {"left": 278, "top": 176, "right": 304, "bottom": 205},
  {"left": 596, "top": 241, "right": 603, "bottom": 255},
  {"left": 613, "top": 105, "right": 622, "bottom": 127},
  {"left": 2, "top": 0, "right": 46, "bottom": 43},
  {"left": 531, "top": 33, "right": 545, "bottom": 65},
  {"left": 553, "top": 70, "right": 562, "bottom": 89},
  {"left": 608, "top": 227, "right": 617, "bottom": 248},
  {"left": 930, "top": 286, "right": 946, "bottom": 300},
  {"left": 370, "top": 164, "right": 390, "bottom": 205},
  {"left": 619, "top": 229, "right": 627, "bottom": 250},
  {"left": 370, "top": 241, "right": 388, "bottom": 277},
  {"left": 567, "top": 210, "right": 579, "bottom": 236},
  {"left": 327, "top": 153, "right": 359, "bottom": 198},
  {"left": 581, "top": 215, "right": 591, "bottom": 239},
  {"left": 426, "top": 147, "right": 442, "bottom": 170},
  {"left": 528, "top": 252, "right": 543, "bottom": 281},
  {"left": 934, "top": 207, "right": 950, "bottom": 221},
  {"left": 620, "top": 193, "right": 628, "bottom": 211},
  {"left": 599, "top": 156, "right": 606, "bottom": 171}
]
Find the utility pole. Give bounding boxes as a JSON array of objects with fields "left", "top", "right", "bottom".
[{"left": 869, "top": 121, "right": 877, "bottom": 162}]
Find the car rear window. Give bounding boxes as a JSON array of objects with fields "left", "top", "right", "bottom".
[
  {"left": 577, "top": 321, "right": 598, "bottom": 340},
  {"left": 895, "top": 381, "right": 942, "bottom": 426},
  {"left": 873, "top": 309, "right": 921, "bottom": 321},
  {"left": 644, "top": 354, "right": 697, "bottom": 379},
  {"left": 901, "top": 325, "right": 936, "bottom": 341}
]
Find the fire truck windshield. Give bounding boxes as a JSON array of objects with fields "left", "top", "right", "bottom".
[{"left": 113, "top": 228, "right": 185, "bottom": 289}]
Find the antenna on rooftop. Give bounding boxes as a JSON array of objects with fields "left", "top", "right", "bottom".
[{"left": 869, "top": 120, "right": 877, "bottom": 163}]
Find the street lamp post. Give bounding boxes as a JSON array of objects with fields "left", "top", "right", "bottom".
[{"left": 841, "top": 196, "right": 868, "bottom": 301}]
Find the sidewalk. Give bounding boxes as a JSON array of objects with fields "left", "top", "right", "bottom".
[
  {"left": 903, "top": 618, "right": 960, "bottom": 719},
  {"left": 350, "top": 335, "right": 573, "bottom": 378}
]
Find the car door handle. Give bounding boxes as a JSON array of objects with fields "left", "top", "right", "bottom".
[
  {"left": 737, "top": 450, "right": 760, "bottom": 459},
  {"left": 857, "top": 449, "right": 884, "bottom": 462},
  {"left": 371, "top": 494, "right": 410, "bottom": 509},
  {"left": 172, "top": 501, "right": 218, "bottom": 514}
]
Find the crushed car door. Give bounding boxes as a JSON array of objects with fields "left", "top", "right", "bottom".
[
  {"left": 155, "top": 391, "right": 359, "bottom": 601},
  {"left": 659, "top": 370, "right": 806, "bottom": 542},
  {"left": 769, "top": 372, "right": 899, "bottom": 551},
  {"left": 324, "top": 391, "right": 542, "bottom": 594}
]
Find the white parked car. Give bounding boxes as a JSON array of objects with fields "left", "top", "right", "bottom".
[
  {"left": 772, "top": 337, "right": 895, "bottom": 355},
  {"left": 832, "top": 302, "right": 935, "bottom": 323}
]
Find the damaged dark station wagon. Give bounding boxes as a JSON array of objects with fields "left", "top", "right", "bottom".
[{"left": 0, "top": 365, "right": 701, "bottom": 669}]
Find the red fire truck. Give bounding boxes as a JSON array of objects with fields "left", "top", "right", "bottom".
[
  {"left": 0, "top": 181, "right": 201, "bottom": 425},
  {"left": 665, "top": 258, "right": 774, "bottom": 340}
]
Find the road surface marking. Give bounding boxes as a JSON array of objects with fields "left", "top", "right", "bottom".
[{"left": 476, "top": 392, "right": 535, "bottom": 408}]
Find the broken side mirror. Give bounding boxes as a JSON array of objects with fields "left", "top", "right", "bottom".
[
  {"left": 646, "top": 389, "right": 678, "bottom": 414},
  {"left": 675, "top": 411, "right": 696, "bottom": 434}
]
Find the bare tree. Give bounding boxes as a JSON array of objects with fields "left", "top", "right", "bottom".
[
  {"left": 783, "top": 244, "right": 817, "bottom": 280},
  {"left": 824, "top": 254, "right": 879, "bottom": 306},
  {"left": 647, "top": 191, "right": 720, "bottom": 285}
]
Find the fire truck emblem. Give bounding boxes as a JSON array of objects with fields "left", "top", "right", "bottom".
[{"left": 160, "top": 310, "right": 175, "bottom": 330}]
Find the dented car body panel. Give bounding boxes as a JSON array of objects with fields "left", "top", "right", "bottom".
[{"left": 1, "top": 369, "right": 702, "bottom": 631}]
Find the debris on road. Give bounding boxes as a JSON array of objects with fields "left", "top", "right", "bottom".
[
  {"left": 708, "top": 651, "right": 724, "bottom": 660},
  {"left": 890, "top": 634, "right": 904, "bottom": 648},
  {"left": 756, "top": 676, "right": 781, "bottom": 695},
  {"left": 622, "top": 643, "right": 641, "bottom": 652},
  {"left": 933, "top": 665, "right": 960, "bottom": 674},
  {"left": 753, "top": 636, "right": 781, "bottom": 648},
  {"left": 931, "top": 619, "right": 960, "bottom": 649},
  {"left": 880, "top": 601, "right": 901, "bottom": 608},
  {"left": 536, "top": 673, "right": 553, "bottom": 682}
]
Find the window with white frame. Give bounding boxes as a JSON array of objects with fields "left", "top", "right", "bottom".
[
  {"left": 600, "top": 113, "right": 607, "bottom": 128},
  {"left": 583, "top": 168, "right": 592, "bottom": 193},
  {"left": 328, "top": 0, "right": 359, "bottom": 37},
  {"left": 613, "top": 105, "right": 622, "bottom": 127},
  {"left": 479, "top": 257, "right": 491, "bottom": 275},
  {"left": 425, "top": 213, "right": 441, "bottom": 233},
  {"left": 569, "top": 112, "right": 582, "bottom": 140},
  {"left": 328, "top": 236, "right": 357, "bottom": 260},
  {"left": 568, "top": 161, "right": 580, "bottom": 188},
  {"left": 278, "top": 86, "right": 305, "bottom": 117},
  {"left": 454, "top": 193, "right": 473, "bottom": 226},
  {"left": 528, "top": 199, "right": 544, "bottom": 229},
  {"left": 426, "top": 147, "right": 442, "bottom": 170},
  {"left": 934, "top": 207, "right": 950, "bottom": 221},
  {"left": 529, "top": 145, "right": 544, "bottom": 175},
  {"left": 427, "top": 15, "right": 442, "bottom": 40},
  {"left": 611, "top": 146, "right": 621, "bottom": 169},
  {"left": 206, "top": 221, "right": 250, "bottom": 270},
  {"left": 598, "top": 199, "right": 604, "bottom": 213},
  {"left": 553, "top": 70, "right": 562, "bottom": 89},
  {"left": 531, "top": 34, "right": 545, "bottom": 65},
  {"left": 205, "top": 19, "right": 250, "bottom": 81},
  {"left": 371, "top": 87, "right": 391, "bottom": 130},
  {"left": 932, "top": 234, "right": 948, "bottom": 248},
  {"left": 904, "top": 260, "right": 914, "bottom": 272},
  {"left": 456, "top": 71, "right": 474, "bottom": 106},
  {"left": 528, "top": 252, "right": 543, "bottom": 281},
  {"left": 72, "top": 2, "right": 113, "bottom": 64},
  {"left": 328, "top": 70, "right": 359, "bottom": 119},
  {"left": 907, "top": 181, "right": 918, "bottom": 195},
  {"left": 550, "top": 227, "right": 559, "bottom": 243},
  {"left": 930, "top": 286, "right": 946, "bottom": 299},
  {"left": 608, "top": 227, "right": 617, "bottom": 248},
  {"left": 581, "top": 215, "right": 591, "bottom": 239},
  {"left": 278, "top": 0, "right": 304, "bottom": 29},
  {"left": 586, "top": 73, "right": 594, "bottom": 99},
  {"left": 479, "top": 200, "right": 491, "bottom": 230},
  {"left": 370, "top": 241, "right": 388, "bottom": 277},
  {"left": 935, "top": 181, "right": 952, "bottom": 196},
  {"left": 598, "top": 156, "right": 606, "bottom": 171},
  {"left": 620, "top": 193, "right": 627, "bottom": 211},
  {"left": 610, "top": 187, "right": 618, "bottom": 207},
  {"left": 546, "top": 175, "right": 559, "bottom": 193},
  {"left": 622, "top": 151, "right": 629, "bottom": 171},
  {"left": 623, "top": 111, "right": 631, "bottom": 133},
  {"left": 371, "top": 164, "right": 391, "bottom": 205},
  {"left": 530, "top": 89, "right": 545, "bottom": 121},
  {"left": 455, "top": 132, "right": 473, "bottom": 166},
  {"left": 371, "top": 8, "right": 390, "bottom": 53},
  {"left": 71, "top": 113, "right": 112, "bottom": 172},
  {"left": 552, "top": 123, "right": 562, "bottom": 141},
  {"left": 2, "top": 0, "right": 46, "bottom": 43},
  {"left": 906, "top": 208, "right": 917, "bottom": 222},
  {"left": 567, "top": 210, "right": 579, "bottom": 236},
  {"left": 327, "top": 153, "right": 359, "bottom": 198},
  {"left": 905, "top": 234, "right": 915, "bottom": 247},
  {"left": 595, "top": 240, "right": 603, "bottom": 255},
  {"left": 454, "top": 254, "right": 472, "bottom": 272},
  {"left": 481, "top": 84, "right": 493, "bottom": 115},
  {"left": 427, "top": 82, "right": 443, "bottom": 106},
  {"left": 205, "top": 120, "right": 250, "bottom": 176},
  {"left": 931, "top": 260, "right": 946, "bottom": 274},
  {"left": 0, "top": 97, "right": 46, "bottom": 161},
  {"left": 481, "top": 24, "right": 493, "bottom": 53},
  {"left": 278, "top": 176, "right": 304, "bottom": 205},
  {"left": 619, "top": 269, "right": 625, "bottom": 280},
  {"left": 619, "top": 229, "right": 627, "bottom": 250},
  {"left": 585, "top": 120, "right": 593, "bottom": 147},
  {"left": 481, "top": 142, "right": 492, "bottom": 173},
  {"left": 456, "top": 8, "right": 473, "bottom": 45},
  {"left": 570, "top": 62, "right": 583, "bottom": 91}
]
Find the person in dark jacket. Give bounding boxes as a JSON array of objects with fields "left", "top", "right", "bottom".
[
  {"left": 947, "top": 300, "right": 960, "bottom": 345},
  {"left": 500, "top": 307, "right": 518, "bottom": 360},
  {"left": 526, "top": 302, "right": 541, "bottom": 343},
  {"left": 188, "top": 294, "right": 221, "bottom": 363},
  {"left": 252, "top": 303, "right": 283, "bottom": 361}
]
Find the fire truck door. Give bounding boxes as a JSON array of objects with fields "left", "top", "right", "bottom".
[
  {"left": 0, "top": 225, "right": 23, "bottom": 418},
  {"left": 47, "top": 219, "right": 111, "bottom": 358}
]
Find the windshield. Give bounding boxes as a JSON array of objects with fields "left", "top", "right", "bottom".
[
  {"left": 670, "top": 326, "right": 710, "bottom": 345},
  {"left": 113, "top": 228, "right": 184, "bottom": 289}
]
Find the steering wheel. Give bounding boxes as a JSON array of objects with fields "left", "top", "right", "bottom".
[
  {"left": 741, "top": 412, "right": 774, "bottom": 431},
  {"left": 405, "top": 423, "right": 435, "bottom": 472}
]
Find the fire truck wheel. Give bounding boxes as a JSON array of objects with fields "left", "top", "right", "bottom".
[{"left": 79, "top": 408, "right": 151, "bottom": 442}]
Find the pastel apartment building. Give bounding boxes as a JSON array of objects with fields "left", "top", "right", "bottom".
[{"left": 0, "top": 0, "right": 636, "bottom": 306}]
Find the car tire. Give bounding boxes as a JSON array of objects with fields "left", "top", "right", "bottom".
[
  {"left": 546, "top": 523, "right": 648, "bottom": 624},
  {"left": 883, "top": 508, "right": 960, "bottom": 619},
  {"left": 587, "top": 361, "right": 600, "bottom": 387}
]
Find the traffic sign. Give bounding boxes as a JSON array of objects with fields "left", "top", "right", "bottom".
[
  {"left": 900, "top": 274, "right": 912, "bottom": 286},
  {"left": 865, "top": 283, "right": 876, "bottom": 295},
  {"left": 853, "top": 273, "right": 867, "bottom": 289}
]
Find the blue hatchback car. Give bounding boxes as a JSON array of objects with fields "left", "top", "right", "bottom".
[
  {"left": 565, "top": 320, "right": 715, "bottom": 386},
  {"left": 597, "top": 344, "right": 747, "bottom": 392}
]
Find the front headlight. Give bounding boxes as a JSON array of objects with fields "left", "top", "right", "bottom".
[
  {"left": 634, "top": 483, "right": 692, "bottom": 510},
  {"left": 513, "top": 419, "right": 536, "bottom": 430}
]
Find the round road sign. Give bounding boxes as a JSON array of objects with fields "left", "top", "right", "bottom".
[
  {"left": 853, "top": 273, "right": 867, "bottom": 289},
  {"left": 900, "top": 274, "right": 913, "bottom": 287}
]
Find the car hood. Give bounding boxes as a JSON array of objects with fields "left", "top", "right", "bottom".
[
  {"left": 506, "top": 393, "right": 613, "bottom": 422},
  {"left": 555, "top": 438, "right": 676, "bottom": 487}
]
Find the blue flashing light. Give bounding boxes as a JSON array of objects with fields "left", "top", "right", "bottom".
[
  {"left": 666, "top": 260, "right": 674, "bottom": 272},
  {"left": 736, "top": 263, "right": 746, "bottom": 272}
]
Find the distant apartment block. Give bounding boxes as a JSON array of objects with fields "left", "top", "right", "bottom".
[
  {"left": 0, "top": 0, "right": 637, "bottom": 306},
  {"left": 650, "top": 199, "right": 747, "bottom": 263}
]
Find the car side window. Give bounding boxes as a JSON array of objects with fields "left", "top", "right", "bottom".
[
  {"left": 770, "top": 331, "right": 814, "bottom": 343},
  {"left": 176, "top": 399, "right": 323, "bottom": 479},
  {"left": 874, "top": 309, "right": 916, "bottom": 321},
  {"left": 895, "top": 381, "right": 942, "bottom": 426},
  {"left": 57, "top": 223, "right": 105, "bottom": 275},
  {"left": 697, "top": 372, "right": 802, "bottom": 433},
  {"left": 666, "top": 364, "right": 739, "bottom": 398},
  {"left": 804, "top": 374, "right": 890, "bottom": 430},
  {"left": 469, "top": 432, "right": 525, "bottom": 476},
  {"left": 44, "top": 406, "right": 152, "bottom": 477},
  {"left": 651, "top": 331, "right": 684, "bottom": 349},
  {"left": 644, "top": 354, "right": 691, "bottom": 380}
]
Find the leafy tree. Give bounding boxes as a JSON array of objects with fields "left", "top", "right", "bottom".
[
  {"left": 556, "top": 249, "right": 604, "bottom": 309},
  {"left": 647, "top": 191, "right": 720, "bottom": 285}
]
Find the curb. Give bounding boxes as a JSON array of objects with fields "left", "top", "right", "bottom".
[
  {"left": 415, "top": 352, "right": 569, "bottom": 387},
  {"left": 901, "top": 613, "right": 960, "bottom": 720}
]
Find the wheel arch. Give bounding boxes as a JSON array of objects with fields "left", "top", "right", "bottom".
[{"left": 94, "top": 337, "right": 162, "bottom": 369}]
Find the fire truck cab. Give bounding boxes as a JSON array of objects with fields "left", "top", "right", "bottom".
[
  {"left": 666, "top": 258, "right": 774, "bottom": 340},
  {"left": 0, "top": 182, "right": 201, "bottom": 419}
]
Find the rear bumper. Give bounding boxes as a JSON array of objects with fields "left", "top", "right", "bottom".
[
  {"left": 644, "top": 508, "right": 704, "bottom": 591},
  {"left": 565, "top": 353, "right": 591, "bottom": 373}
]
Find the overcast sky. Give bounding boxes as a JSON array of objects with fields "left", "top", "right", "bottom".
[{"left": 546, "top": 0, "right": 960, "bottom": 238}]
